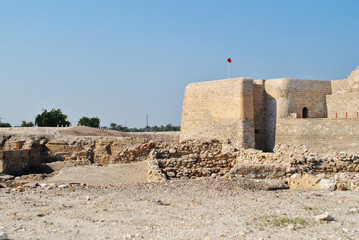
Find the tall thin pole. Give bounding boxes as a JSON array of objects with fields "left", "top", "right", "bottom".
[
  {"left": 228, "top": 62, "right": 230, "bottom": 79},
  {"left": 146, "top": 114, "right": 148, "bottom": 127},
  {"left": 227, "top": 54, "right": 231, "bottom": 79}
]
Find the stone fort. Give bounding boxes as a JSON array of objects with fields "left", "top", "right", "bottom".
[{"left": 180, "top": 66, "right": 359, "bottom": 154}]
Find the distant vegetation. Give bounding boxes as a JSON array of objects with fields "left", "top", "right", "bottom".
[
  {"left": 0, "top": 122, "right": 11, "bottom": 127},
  {"left": 109, "top": 123, "right": 180, "bottom": 132},
  {"left": 5, "top": 109, "right": 180, "bottom": 132},
  {"left": 35, "top": 109, "right": 71, "bottom": 127},
  {"left": 21, "top": 121, "right": 34, "bottom": 127},
  {"left": 78, "top": 117, "right": 100, "bottom": 128}
]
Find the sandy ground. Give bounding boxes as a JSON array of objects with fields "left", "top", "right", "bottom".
[
  {"left": 0, "top": 126, "right": 123, "bottom": 136},
  {"left": 0, "top": 125, "right": 358, "bottom": 239},
  {"left": 44, "top": 161, "right": 149, "bottom": 186},
  {"left": 1, "top": 163, "right": 359, "bottom": 240}
]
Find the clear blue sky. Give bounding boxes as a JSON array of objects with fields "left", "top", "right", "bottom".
[{"left": 1, "top": 0, "right": 358, "bottom": 127}]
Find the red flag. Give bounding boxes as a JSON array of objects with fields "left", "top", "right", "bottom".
[{"left": 227, "top": 57, "right": 231, "bottom": 63}]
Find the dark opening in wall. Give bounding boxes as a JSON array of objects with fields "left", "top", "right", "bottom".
[
  {"left": 302, "top": 107, "right": 309, "bottom": 118},
  {"left": 255, "top": 129, "right": 260, "bottom": 134}
]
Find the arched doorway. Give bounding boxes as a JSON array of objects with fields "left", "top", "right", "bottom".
[{"left": 302, "top": 107, "right": 309, "bottom": 118}]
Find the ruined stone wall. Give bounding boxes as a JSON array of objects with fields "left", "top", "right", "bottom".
[
  {"left": 122, "top": 132, "right": 180, "bottom": 142},
  {"left": 44, "top": 137, "right": 155, "bottom": 165},
  {"left": 147, "top": 140, "right": 359, "bottom": 190},
  {"left": 180, "top": 78, "right": 255, "bottom": 149},
  {"left": 43, "top": 132, "right": 179, "bottom": 166},
  {"left": 0, "top": 139, "right": 43, "bottom": 175},
  {"left": 0, "top": 150, "right": 31, "bottom": 175},
  {"left": 0, "top": 130, "right": 180, "bottom": 175},
  {"left": 148, "top": 140, "right": 237, "bottom": 181},
  {"left": 275, "top": 119, "right": 359, "bottom": 154}
]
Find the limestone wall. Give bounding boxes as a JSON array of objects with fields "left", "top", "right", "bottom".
[
  {"left": 258, "top": 78, "right": 331, "bottom": 151},
  {"left": 327, "top": 92, "right": 359, "bottom": 119},
  {"left": 148, "top": 140, "right": 237, "bottom": 181},
  {"left": 180, "top": 78, "right": 255, "bottom": 149},
  {"left": 335, "top": 66, "right": 359, "bottom": 93},
  {"left": 253, "top": 80, "right": 266, "bottom": 150},
  {"left": 147, "top": 140, "right": 359, "bottom": 191},
  {"left": 264, "top": 78, "right": 331, "bottom": 118},
  {"left": 0, "top": 150, "right": 31, "bottom": 174},
  {"left": 0, "top": 131, "right": 180, "bottom": 175},
  {"left": 44, "top": 137, "right": 156, "bottom": 165},
  {"left": 0, "top": 139, "right": 43, "bottom": 175},
  {"left": 331, "top": 79, "right": 349, "bottom": 94},
  {"left": 275, "top": 119, "right": 359, "bottom": 154},
  {"left": 326, "top": 67, "right": 359, "bottom": 119}
]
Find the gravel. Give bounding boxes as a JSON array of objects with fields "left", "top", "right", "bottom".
[{"left": 1, "top": 178, "right": 359, "bottom": 240}]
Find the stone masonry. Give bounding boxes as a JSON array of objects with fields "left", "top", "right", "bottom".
[{"left": 180, "top": 66, "right": 359, "bottom": 154}]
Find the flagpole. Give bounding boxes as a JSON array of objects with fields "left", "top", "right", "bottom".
[
  {"left": 228, "top": 61, "right": 230, "bottom": 79},
  {"left": 227, "top": 55, "right": 231, "bottom": 79}
]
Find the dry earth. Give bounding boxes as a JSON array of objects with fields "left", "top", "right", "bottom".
[
  {"left": 44, "top": 161, "right": 149, "bottom": 186},
  {"left": 1, "top": 127, "right": 359, "bottom": 239},
  {"left": 1, "top": 164, "right": 359, "bottom": 240}
]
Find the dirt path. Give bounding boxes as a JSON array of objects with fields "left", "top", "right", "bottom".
[{"left": 45, "top": 161, "right": 149, "bottom": 186}]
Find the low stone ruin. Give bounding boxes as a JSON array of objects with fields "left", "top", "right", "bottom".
[
  {"left": 148, "top": 140, "right": 236, "bottom": 181},
  {"left": 148, "top": 141, "right": 359, "bottom": 190},
  {"left": 1, "top": 132, "right": 359, "bottom": 191}
]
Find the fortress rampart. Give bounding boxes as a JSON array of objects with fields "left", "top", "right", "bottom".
[
  {"left": 276, "top": 119, "right": 359, "bottom": 154},
  {"left": 180, "top": 66, "right": 359, "bottom": 154},
  {"left": 180, "top": 77, "right": 255, "bottom": 149}
]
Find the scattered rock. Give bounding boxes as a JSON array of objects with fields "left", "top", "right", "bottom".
[
  {"left": 348, "top": 208, "right": 358, "bottom": 213},
  {"left": 317, "top": 179, "right": 336, "bottom": 191},
  {"left": 287, "top": 224, "right": 296, "bottom": 230},
  {"left": 238, "top": 231, "right": 247, "bottom": 236},
  {"left": 123, "top": 234, "right": 137, "bottom": 239},
  {"left": 315, "top": 212, "right": 335, "bottom": 221},
  {"left": 0, "top": 175, "right": 15, "bottom": 181},
  {"left": 0, "top": 232, "right": 8, "bottom": 240},
  {"left": 23, "top": 182, "right": 38, "bottom": 188}
]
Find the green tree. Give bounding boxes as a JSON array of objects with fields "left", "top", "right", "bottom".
[
  {"left": 21, "top": 121, "right": 34, "bottom": 127},
  {"left": 0, "top": 122, "right": 11, "bottom": 127},
  {"left": 35, "top": 109, "right": 71, "bottom": 127},
  {"left": 78, "top": 116, "right": 100, "bottom": 128},
  {"left": 107, "top": 122, "right": 180, "bottom": 132},
  {"left": 110, "top": 123, "right": 117, "bottom": 130},
  {"left": 109, "top": 123, "right": 130, "bottom": 132}
]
